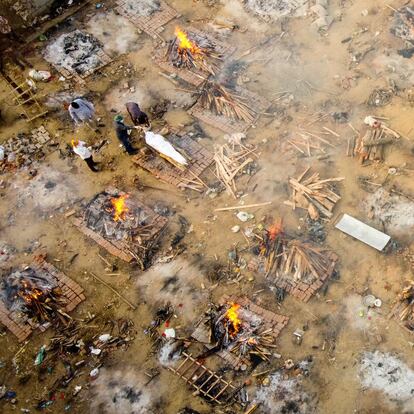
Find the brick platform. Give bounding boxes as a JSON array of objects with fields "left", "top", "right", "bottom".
[
  {"left": 154, "top": 27, "right": 236, "bottom": 87},
  {"left": 0, "top": 261, "right": 85, "bottom": 342},
  {"left": 72, "top": 188, "right": 168, "bottom": 265},
  {"left": 248, "top": 251, "right": 338, "bottom": 302},
  {"left": 132, "top": 132, "right": 213, "bottom": 191},
  {"left": 191, "top": 296, "right": 288, "bottom": 370},
  {"left": 115, "top": 0, "right": 178, "bottom": 38},
  {"left": 188, "top": 86, "right": 271, "bottom": 134}
]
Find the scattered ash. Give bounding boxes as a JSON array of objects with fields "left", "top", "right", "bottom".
[
  {"left": 244, "top": 0, "right": 305, "bottom": 20},
  {"left": 123, "top": 0, "right": 161, "bottom": 17},
  {"left": 0, "top": 241, "right": 16, "bottom": 265},
  {"left": 359, "top": 351, "right": 414, "bottom": 407},
  {"left": 158, "top": 341, "right": 182, "bottom": 367},
  {"left": 364, "top": 187, "right": 414, "bottom": 235},
  {"left": 90, "top": 367, "right": 163, "bottom": 414},
  {"left": 253, "top": 360, "right": 317, "bottom": 413},
  {"left": 44, "top": 30, "right": 103, "bottom": 75}
]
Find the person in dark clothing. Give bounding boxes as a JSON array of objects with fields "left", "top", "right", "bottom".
[
  {"left": 125, "top": 102, "right": 151, "bottom": 128},
  {"left": 114, "top": 115, "right": 139, "bottom": 155}
]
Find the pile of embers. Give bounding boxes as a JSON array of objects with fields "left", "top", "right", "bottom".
[
  {"left": 258, "top": 219, "right": 335, "bottom": 283},
  {"left": 0, "top": 267, "right": 69, "bottom": 325},
  {"left": 166, "top": 27, "right": 222, "bottom": 75},
  {"left": 201, "top": 302, "right": 276, "bottom": 362}
]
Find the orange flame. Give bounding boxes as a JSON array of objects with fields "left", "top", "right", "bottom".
[
  {"left": 225, "top": 303, "right": 241, "bottom": 336},
  {"left": 19, "top": 280, "right": 44, "bottom": 304},
  {"left": 175, "top": 27, "right": 201, "bottom": 55},
  {"left": 111, "top": 194, "right": 129, "bottom": 222},
  {"left": 268, "top": 218, "right": 283, "bottom": 241}
]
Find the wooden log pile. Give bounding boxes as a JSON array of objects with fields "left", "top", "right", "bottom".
[
  {"left": 285, "top": 167, "right": 344, "bottom": 220},
  {"left": 200, "top": 82, "right": 256, "bottom": 123},
  {"left": 350, "top": 116, "right": 400, "bottom": 164},
  {"left": 19, "top": 280, "right": 70, "bottom": 325},
  {"left": 392, "top": 281, "right": 414, "bottom": 332},
  {"left": 229, "top": 329, "right": 276, "bottom": 361},
  {"left": 213, "top": 142, "right": 257, "bottom": 198}
]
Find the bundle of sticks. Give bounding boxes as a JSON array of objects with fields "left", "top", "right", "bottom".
[
  {"left": 350, "top": 116, "right": 400, "bottom": 163},
  {"left": 166, "top": 34, "right": 220, "bottom": 75},
  {"left": 285, "top": 167, "right": 344, "bottom": 220},
  {"left": 229, "top": 329, "right": 276, "bottom": 361},
  {"left": 393, "top": 281, "right": 414, "bottom": 330},
  {"left": 19, "top": 281, "right": 70, "bottom": 325},
  {"left": 261, "top": 222, "right": 335, "bottom": 282},
  {"left": 213, "top": 142, "right": 257, "bottom": 198},
  {"left": 199, "top": 82, "right": 256, "bottom": 123},
  {"left": 287, "top": 126, "right": 337, "bottom": 157}
]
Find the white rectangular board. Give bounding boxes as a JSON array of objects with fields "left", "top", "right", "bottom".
[{"left": 335, "top": 214, "right": 391, "bottom": 251}]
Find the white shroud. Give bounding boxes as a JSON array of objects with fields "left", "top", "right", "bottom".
[{"left": 144, "top": 131, "right": 188, "bottom": 167}]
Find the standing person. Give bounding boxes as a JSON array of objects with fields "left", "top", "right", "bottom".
[
  {"left": 68, "top": 98, "right": 95, "bottom": 125},
  {"left": 125, "top": 102, "right": 150, "bottom": 128},
  {"left": 114, "top": 115, "right": 138, "bottom": 155},
  {"left": 71, "top": 139, "right": 99, "bottom": 172}
]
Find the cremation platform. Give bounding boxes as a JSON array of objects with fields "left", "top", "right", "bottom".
[
  {"left": 188, "top": 86, "right": 271, "bottom": 134},
  {"left": 43, "top": 29, "right": 112, "bottom": 82},
  {"left": 191, "top": 296, "right": 289, "bottom": 370},
  {"left": 154, "top": 27, "right": 236, "bottom": 87},
  {"left": 115, "top": 0, "right": 178, "bottom": 38},
  {"left": 248, "top": 251, "right": 338, "bottom": 302},
  {"left": 132, "top": 131, "right": 213, "bottom": 192},
  {"left": 72, "top": 188, "right": 168, "bottom": 267},
  {"left": 0, "top": 259, "right": 85, "bottom": 342}
]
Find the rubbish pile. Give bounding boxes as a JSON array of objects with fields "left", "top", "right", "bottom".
[
  {"left": 0, "top": 126, "right": 52, "bottom": 173},
  {"left": 285, "top": 167, "right": 344, "bottom": 220},
  {"left": 243, "top": 0, "right": 306, "bottom": 21},
  {"left": 44, "top": 30, "right": 103, "bottom": 75}
]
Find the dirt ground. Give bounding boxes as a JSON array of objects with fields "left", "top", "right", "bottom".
[{"left": 1, "top": 0, "right": 414, "bottom": 413}]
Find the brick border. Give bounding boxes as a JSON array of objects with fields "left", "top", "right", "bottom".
[
  {"left": 188, "top": 86, "right": 271, "bottom": 134},
  {"left": 132, "top": 132, "right": 213, "bottom": 189},
  {"left": 0, "top": 260, "right": 85, "bottom": 342},
  {"left": 154, "top": 27, "right": 236, "bottom": 86},
  {"left": 115, "top": 0, "right": 178, "bottom": 38}
]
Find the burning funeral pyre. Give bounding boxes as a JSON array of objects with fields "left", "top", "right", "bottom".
[
  {"left": 0, "top": 267, "right": 69, "bottom": 325},
  {"left": 166, "top": 27, "right": 222, "bottom": 75},
  {"left": 199, "top": 82, "right": 256, "bottom": 123},
  {"left": 75, "top": 189, "right": 167, "bottom": 268},
  {"left": 201, "top": 302, "right": 278, "bottom": 362},
  {"left": 258, "top": 219, "right": 336, "bottom": 284}
]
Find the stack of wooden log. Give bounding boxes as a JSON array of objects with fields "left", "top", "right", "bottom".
[
  {"left": 200, "top": 82, "right": 256, "bottom": 122},
  {"left": 285, "top": 167, "right": 344, "bottom": 220},
  {"left": 391, "top": 281, "right": 414, "bottom": 332},
  {"left": 230, "top": 329, "right": 276, "bottom": 361},
  {"left": 349, "top": 117, "right": 400, "bottom": 163},
  {"left": 213, "top": 142, "right": 257, "bottom": 198},
  {"left": 263, "top": 228, "right": 335, "bottom": 282}
]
